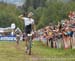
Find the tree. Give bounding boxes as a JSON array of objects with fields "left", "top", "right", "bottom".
[{"left": 0, "top": 3, "right": 23, "bottom": 30}]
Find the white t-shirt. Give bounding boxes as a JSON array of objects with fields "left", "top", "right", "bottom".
[{"left": 23, "top": 17, "right": 34, "bottom": 26}]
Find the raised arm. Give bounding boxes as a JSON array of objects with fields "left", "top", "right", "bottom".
[{"left": 18, "top": 15, "right": 24, "bottom": 20}]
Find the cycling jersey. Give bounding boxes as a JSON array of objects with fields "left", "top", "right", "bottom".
[{"left": 23, "top": 17, "right": 34, "bottom": 35}]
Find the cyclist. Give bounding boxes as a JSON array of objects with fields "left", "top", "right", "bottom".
[
  {"left": 15, "top": 27, "right": 22, "bottom": 46},
  {"left": 18, "top": 12, "right": 36, "bottom": 53}
]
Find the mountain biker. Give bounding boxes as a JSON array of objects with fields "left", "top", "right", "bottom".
[
  {"left": 15, "top": 27, "right": 22, "bottom": 46},
  {"left": 18, "top": 12, "right": 36, "bottom": 53}
]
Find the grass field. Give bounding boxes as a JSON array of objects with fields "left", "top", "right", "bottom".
[{"left": 0, "top": 41, "right": 75, "bottom": 61}]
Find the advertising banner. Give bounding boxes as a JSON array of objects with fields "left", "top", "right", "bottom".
[{"left": 0, "top": 36, "right": 16, "bottom": 41}]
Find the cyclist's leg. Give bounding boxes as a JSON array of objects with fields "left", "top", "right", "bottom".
[
  {"left": 24, "top": 27, "right": 29, "bottom": 51},
  {"left": 16, "top": 36, "right": 20, "bottom": 49},
  {"left": 16, "top": 39, "right": 19, "bottom": 45},
  {"left": 25, "top": 24, "right": 32, "bottom": 54},
  {"left": 27, "top": 34, "right": 32, "bottom": 55},
  {"left": 16, "top": 36, "right": 19, "bottom": 44},
  {"left": 25, "top": 32, "right": 31, "bottom": 53},
  {"left": 25, "top": 35, "right": 29, "bottom": 51}
]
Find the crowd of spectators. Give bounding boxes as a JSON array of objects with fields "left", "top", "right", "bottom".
[{"left": 34, "top": 11, "right": 75, "bottom": 49}]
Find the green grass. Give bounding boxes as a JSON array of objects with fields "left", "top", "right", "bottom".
[{"left": 0, "top": 41, "right": 75, "bottom": 61}]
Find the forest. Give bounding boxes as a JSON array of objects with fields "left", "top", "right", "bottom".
[{"left": 0, "top": 0, "right": 75, "bottom": 30}]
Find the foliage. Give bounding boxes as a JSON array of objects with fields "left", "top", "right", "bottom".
[
  {"left": 0, "top": 3, "right": 23, "bottom": 30},
  {"left": 22, "top": 0, "right": 75, "bottom": 29},
  {"left": 0, "top": 0, "right": 75, "bottom": 30}
]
